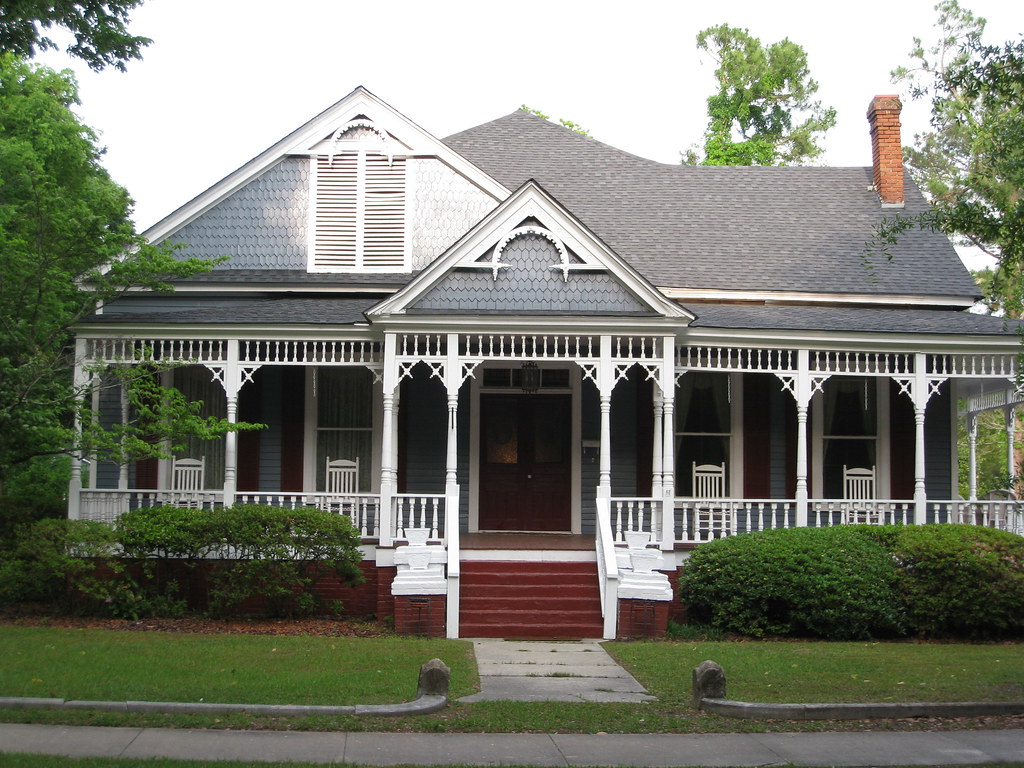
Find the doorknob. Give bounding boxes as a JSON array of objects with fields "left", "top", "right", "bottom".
[{"left": 527, "top": 474, "right": 532, "bottom": 479}]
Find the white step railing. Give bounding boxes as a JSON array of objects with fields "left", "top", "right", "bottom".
[{"left": 392, "top": 493, "right": 444, "bottom": 541}]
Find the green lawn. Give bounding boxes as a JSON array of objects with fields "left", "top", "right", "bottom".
[
  {"left": 607, "top": 640, "right": 1024, "bottom": 704},
  {"left": 0, "top": 627, "right": 477, "bottom": 705},
  {"left": 0, "top": 626, "right": 1021, "bottom": 734}
]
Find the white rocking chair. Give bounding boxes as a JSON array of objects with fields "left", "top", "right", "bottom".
[
  {"left": 326, "top": 457, "right": 359, "bottom": 494},
  {"left": 691, "top": 461, "right": 732, "bottom": 539},
  {"left": 843, "top": 465, "right": 875, "bottom": 500},
  {"left": 171, "top": 456, "right": 205, "bottom": 491},
  {"left": 843, "top": 465, "right": 878, "bottom": 524},
  {"left": 692, "top": 462, "right": 726, "bottom": 498}
]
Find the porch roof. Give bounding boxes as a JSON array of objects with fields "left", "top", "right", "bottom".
[
  {"left": 685, "top": 303, "right": 1022, "bottom": 336},
  {"left": 83, "top": 297, "right": 379, "bottom": 325}
]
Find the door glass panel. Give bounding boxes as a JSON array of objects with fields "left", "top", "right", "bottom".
[
  {"left": 533, "top": 399, "right": 566, "bottom": 464},
  {"left": 485, "top": 399, "right": 518, "bottom": 464}
]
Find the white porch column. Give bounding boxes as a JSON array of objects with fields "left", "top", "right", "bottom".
[
  {"left": 598, "top": 335, "right": 613, "bottom": 496},
  {"left": 117, "top": 378, "right": 129, "bottom": 491},
  {"left": 444, "top": 333, "right": 461, "bottom": 639},
  {"left": 794, "top": 349, "right": 811, "bottom": 527},
  {"left": 378, "top": 332, "right": 398, "bottom": 547},
  {"left": 651, "top": 392, "right": 664, "bottom": 498},
  {"left": 659, "top": 337, "right": 676, "bottom": 549},
  {"left": 968, "top": 413, "right": 978, "bottom": 501},
  {"left": 1006, "top": 407, "right": 1016, "bottom": 487},
  {"left": 67, "top": 338, "right": 90, "bottom": 520},
  {"left": 221, "top": 339, "right": 241, "bottom": 507}
]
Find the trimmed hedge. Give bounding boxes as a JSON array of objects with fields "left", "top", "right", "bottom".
[
  {"left": 883, "top": 525, "right": 1024, "bottom": 639},
  {"left": 679, "top": 524, "right": 1024, "bottom": 640},
  {"left": 678, "top": 526, "right": 904, "bottom": 639},
  {"left": 0, "top": 504, "right": 364, "bottom": 619}
]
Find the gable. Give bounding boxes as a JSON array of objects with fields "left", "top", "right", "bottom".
[
  {"left": 146, "top": 87, "right": 504, "bottom": 275},
  {"left": 371, "top": 181, "right": 691, "bottom": 321},
  {"left": 408, "top": 227, "right": 653, "bottom": 315}
]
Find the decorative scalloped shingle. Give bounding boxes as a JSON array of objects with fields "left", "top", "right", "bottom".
[
  {"left": 170, "top": 158, "right": 309, "bottom": 269},
  {"left": 408, "top": 158, "right": 497, "bottom": 270},
  {"left": 411, "top": 233, "right": 651, "bottom": 314}
]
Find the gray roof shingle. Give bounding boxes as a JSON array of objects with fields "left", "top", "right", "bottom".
[{"left": 443, "top": 111, "right": 980, "bottom": 300}]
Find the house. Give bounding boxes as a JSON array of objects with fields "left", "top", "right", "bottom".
[{"left": 69, "top": 88, "right": 1024, "bottom": 639}]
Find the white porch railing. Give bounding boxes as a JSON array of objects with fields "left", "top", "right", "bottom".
[
  {"left": 78, "top": 489, "right": 223, "bottom": 523},
  {"left": 809, "top": 500, "right": 915, "bottom": 528},
  {"left": 667, "top": 497, "right": 1023, "bottom": 544},
  {"left": 236, "top": 492, "right": 380, "bottom": 538},
  {"left": 392, "top": 493, "right": 445, "bottom": 541},
  {"left": 935, "top": 500, "right": 1024, "bottom": 535},
  {"left": 673, "top": 499, "right": 796, "bottom": 544},
  {"left": 77, "top": 489, "right": 381, "bottom": 537}
]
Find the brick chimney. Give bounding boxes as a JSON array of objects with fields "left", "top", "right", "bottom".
[{"left": 867, "top": 95, "right": 904, "bottom": 206}]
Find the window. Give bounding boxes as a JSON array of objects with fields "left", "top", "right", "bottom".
[
  {"left": 675, "top": 373, "right": 731, "bottom": 496},
  {"left": 311, "top": 151, "right": 407, "bottom": 272},
  {"left": 174, "top": 366, "right": 227, "bottom": 489},
  {"left": 820, "top": 378, "right": 877, "bottom": 498},
  {"left": 315, "top": 367, "right": 374, "bottom": 491}
]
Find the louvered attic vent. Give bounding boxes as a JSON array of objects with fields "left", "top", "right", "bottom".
[{"left": 310, "top": 127, "right": 407, "bottom": 272}]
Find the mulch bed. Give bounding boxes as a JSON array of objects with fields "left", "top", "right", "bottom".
[{"left": 0, "top": 607, "right": 393, "bottom": 637}]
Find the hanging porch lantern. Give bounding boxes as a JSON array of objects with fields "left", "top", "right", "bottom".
[{"left": 520, "top": 361, "right": 540, "bottom": 394}]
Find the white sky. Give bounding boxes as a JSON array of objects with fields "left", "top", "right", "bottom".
[{"left": 37, "top": 0, "right": 1024, "bottom": 269}]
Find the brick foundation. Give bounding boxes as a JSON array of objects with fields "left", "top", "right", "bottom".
[
  {"left": 393, "top": 594, "right": 447, "bottom": 637},
  {"left": 617, "top": 598, "right": 670, "bottom": 639}
]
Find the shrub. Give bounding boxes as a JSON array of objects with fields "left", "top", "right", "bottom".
[
  {"left": 0, "top": 518, "right": 121, "bottom": 611},
  {"left": 884, "top": 524, "right": 1024, "bottom": 639},
  {"left": 202, "top": 504, "right": 364, "bottom": 618},
  {"left": 678, "top": 526, "right": 904, "bottom": 639},
  {"left": 1, "top": 504, "right": 364, "bottom": 619}
]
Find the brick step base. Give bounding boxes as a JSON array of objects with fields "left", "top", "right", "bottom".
[{"left": 459, "top": 560, "right": 604, "bottom": 639}]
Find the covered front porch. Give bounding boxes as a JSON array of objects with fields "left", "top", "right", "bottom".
[{"left": 68, "top": 330, "right": 1024, "bottom": 638}]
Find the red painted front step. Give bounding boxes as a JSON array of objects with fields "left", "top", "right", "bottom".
[{"left": 459, "top": 560, "right": 604, "bottom": 639}]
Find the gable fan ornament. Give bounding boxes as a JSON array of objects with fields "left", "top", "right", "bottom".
[{"left": 328, "top": 118, "right": 394, "bottom": 166}]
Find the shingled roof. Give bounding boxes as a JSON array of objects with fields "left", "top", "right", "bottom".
[{"left": 443, "top": 110, "right": 980, "bottom": 301}]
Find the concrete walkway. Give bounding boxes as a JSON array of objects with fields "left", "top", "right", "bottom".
[
  {"left": 2, "top": 723, "right": 1022, "bottom": 765},
  {"left": 458, "top": 639, "right": 655, "bottom": 703}
]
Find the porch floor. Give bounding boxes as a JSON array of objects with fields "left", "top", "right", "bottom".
[{"left": 461, "top": 532, "right": 592, "bottom": 550}]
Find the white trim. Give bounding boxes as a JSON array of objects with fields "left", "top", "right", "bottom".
[{"left": 661, "top": 288, "right": 976, "bottom": 309}]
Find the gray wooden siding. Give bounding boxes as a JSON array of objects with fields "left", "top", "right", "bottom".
[
  {"left": 257, "top": 368, "right": 284, "bottom": 492},
  {"left": 924, "top": 381, "right": 953, "bottom": 503}
]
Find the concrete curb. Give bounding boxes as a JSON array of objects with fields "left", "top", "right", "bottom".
[
  {"left": 0, "top": 658, "right": 451, "bottom": 718},
  {"left": 699, "top": 698, "right": 1024, "bottom": 720},
  {"left": 0, "top": 694, "right": 448, "bottom": 717}
]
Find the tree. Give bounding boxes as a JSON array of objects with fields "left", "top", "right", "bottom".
[
  {"left": 0, "top": 55, "right": 241, "bottom": 496},
  {"left": 889, "top": 1, "right": 1024, "bottom": 313},
  {"left": 684, "top": 24, "right": 836, "bottom": 166},
  {"left": 0, "top": 1, "right": 150, "bottom": 71},
  {"left": 520, "top": 105, "right": 591, "bottom": 137}
]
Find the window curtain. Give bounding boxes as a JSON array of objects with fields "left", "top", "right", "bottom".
[
  {"left": 316, "top": 367, "right": 373, "bottom": 490},
  {"left": 175, "top": 366, "right": 226, "bottom": 489}
]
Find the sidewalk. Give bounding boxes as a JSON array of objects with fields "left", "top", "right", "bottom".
[
  {"left": 459, "top": 639, "right": 655, "bottom": 703},
  {"left": 2, "top": 723, "right": 1022, "bottom": 765}
]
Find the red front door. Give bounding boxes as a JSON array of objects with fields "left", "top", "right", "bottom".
[{"left": 479, "top": 393, "right": 572, "bottom": 531}]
